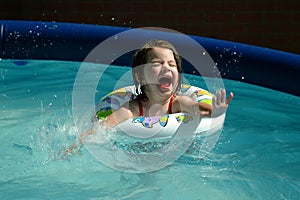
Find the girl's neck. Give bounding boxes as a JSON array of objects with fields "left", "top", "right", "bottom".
[{"left": 143, "top": 90, "right": 171, "bottom": 106}]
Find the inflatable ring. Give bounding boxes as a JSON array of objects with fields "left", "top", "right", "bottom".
[{"left": 94, "top": 84, "right": 225, "bottom": 139}]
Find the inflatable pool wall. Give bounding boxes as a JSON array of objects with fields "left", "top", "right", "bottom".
[{"left": 1, "top": 20, "right": 300, "bottom": 96}]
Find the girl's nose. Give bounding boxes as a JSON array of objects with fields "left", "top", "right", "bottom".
[{"left": 162, "top": 63, "right": 171, "bottom": 71}]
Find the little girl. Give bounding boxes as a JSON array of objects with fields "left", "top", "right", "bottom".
[
  {"left": 102, "top": 40, "right": 233, "bottom": 127},
  {"left": 66, "top": 39, "right": 233, "bottom": 153}
]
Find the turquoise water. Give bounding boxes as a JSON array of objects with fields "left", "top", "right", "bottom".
[{"left": 1, "top": 60, "right": 300, "bottom": 199}]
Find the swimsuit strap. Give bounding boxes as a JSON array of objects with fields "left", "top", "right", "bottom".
[
  {"left": 168, "top": 94, "right": 176, "bottom": 114},
  {"left": 137, "top": 96, "right": 143, "bottom": 116},
  {"left": 137, "top": 93, "right": 176, "bottom": 116}
]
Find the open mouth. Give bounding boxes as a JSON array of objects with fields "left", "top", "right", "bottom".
[{"left": 159, "top": 76, "right": 172, "bottom": 90}]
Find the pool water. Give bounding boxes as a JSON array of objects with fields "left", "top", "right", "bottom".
[{"left": 1, "top": 60, "right": 300, "bottom": 199}]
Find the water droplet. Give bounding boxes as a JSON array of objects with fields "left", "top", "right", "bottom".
[{"left": 49, "top": 25, "right": 58, "bottom": 30}]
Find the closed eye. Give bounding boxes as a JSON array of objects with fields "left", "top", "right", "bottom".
[
  {"left": 169, "top": 63, "right": 176, "bottom": 67},
  {"left": 168, "top": 61, "right": 177, "bottom": 67},
  {"left": 151, "top": 61, "right": 163, "bottom": 67}
]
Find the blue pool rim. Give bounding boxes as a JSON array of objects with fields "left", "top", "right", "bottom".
[{"left": 1, "top": 20, "right": 300, "bottom": 97}]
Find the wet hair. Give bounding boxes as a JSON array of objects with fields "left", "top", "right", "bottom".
[{"left": 132, "top": 40, "right": 182, "bottom": 100}]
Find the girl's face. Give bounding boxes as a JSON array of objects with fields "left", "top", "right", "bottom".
[{"left": 141, "top": 47, "right": 179, "bottom": 96}]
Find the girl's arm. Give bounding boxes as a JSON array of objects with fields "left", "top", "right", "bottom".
[
  {"left": 101, "top": 106, "right": 134, "bottom": 128},
  {"left": 65, "top": 106, "right": 134, "bottom": 154},
  {"left": 175, "top": 89, "right": 233, "bottom": 117}
]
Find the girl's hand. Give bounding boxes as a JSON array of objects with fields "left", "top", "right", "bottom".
[{"left": 211, "top": 89, "right": 233, "bottom": 117}]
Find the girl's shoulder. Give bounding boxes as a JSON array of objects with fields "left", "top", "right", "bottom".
[
  {"left": 172, "top": 95, "right": 197, "bottom": 114},
  {"left": 125, "top": 98, "right": 140, "bottom": 117},
  {"left": 173, "top": 95, "right": 196, "bottom": 105}
]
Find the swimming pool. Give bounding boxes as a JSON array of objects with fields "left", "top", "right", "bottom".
[{"left": 1, "top": 21, "right": 300, "bottom": 199}]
